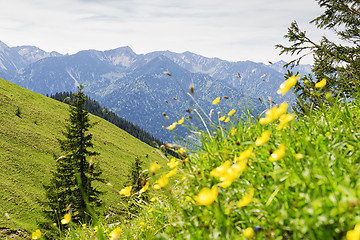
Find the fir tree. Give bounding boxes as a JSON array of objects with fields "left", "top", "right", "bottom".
[
  {"left": 276, "top": 0, "right": 360, "bottom": 113},
  {"left": 43, "top": 86, "right": 103, "bottom": 233}
]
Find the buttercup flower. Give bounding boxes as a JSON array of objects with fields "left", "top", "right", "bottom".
[
  {"left": 277, "top": 113, "right": 295, "bottom": 130},
  {"left": 149, "top": 162, "right": 160, "bottom": 174},
  {"left": 166, "top": 168, "right": 177, "bottom": 178},
  {"left": 61, "top": 213, "right": 71, "bottom": 224},
  {"left": 224, "top": 117, "right": 230, "bottom": 123},
  {"left": 109, "top": 227, "right": 122, "bottom": 240},
  {"left": 193, "top": 185, "right": 218, "bottom": 206},
  {"left": 166, "top": 122, "right": 177, "bottom": 130},
  {"left": 259, "top": 103, "right": 288, "bottom": 125},
  {"left": 177, "top": 117, "right": 185, "bottom": 124},
  {"left": 139, "top": 182, "right": 149, "bottom": 194},
  {"left": 228, "top": 109, "right": 236, "bottom": 116},
  {"left": 210, "top": 160, "right": 231, "bottom": 178},
  {"left": 269, "top": 144, "right": 286, "bottom": 161},
  {"left": 244, "top": 227, "right": 255, "bottom": 238},
  {"left": 236, "top": 146, "right": 254, "bottom": 162},
  {"left": 277, "top": 75, "right": 299, "bottom": 95},
  {"left": 219, "top": 115, "right": 226, "bottom": 121},
  {"left": 255, "top": 130, "right": 271, "bottom": 146},
  {"left": 315, "top": 78, "right": 327, "bottom": 88},
  {"left": 153, "top": 174, "right": 169, "bottom": 189},
  {"left": 119, "top": 186, "right": 132, "bottom": 197},
  {"left": 167, "top": 158, "right": 180, "bottom": 168},
  {"left": 237, "top": 188, "right": 254, "bottom": 207},
  {"left": 212, "top": 97, "right": 220, "bottom": 105},
  {"left": 295, "top": 153, "right": 304, "bottom": 160},
  {"left": 31, "top": 229, "right": 41, "bottom": 239},
  {"left": 346, "top": 223, "right": 360, "bottom": 240}
]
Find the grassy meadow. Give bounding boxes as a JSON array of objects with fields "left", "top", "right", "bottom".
[
  {"left": 0, "top": 78, "right": 163, "bottom": 238},
  {"left": 2, "top": 75, "right": 360, "bottom": 240}
]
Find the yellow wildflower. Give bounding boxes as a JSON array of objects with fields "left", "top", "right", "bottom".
[
  {"left": 94, "top": 226, "right": 99, "bottom": 232},
  {"left": 167, "top": 158, "right": 180, "bottom": 168},
  {"left": 315, "top": 78, "right": 326, "bottom": 88},
  {"left": 181, "top": 175, "right": 187, "bottom": 181},
  {"left": 274, "top": 102, "right": 288, "bottom": 119},
  {"left": 224, "top": 117, "right": 230, "bottom": 123},
  {"left": 119, "top": 186, "right": 132, "bottom": 197},
  {"left": 185, "top": 196, "right": 192, "bottom": 202},
  {"left": 166, "top": 168, "right": 177, "bottom": 178},
  {"left": 147, "top": 207, "right": 153, "bottom": 213},
  {"left": 230, "top": 127, "right": 237, "bottom": 136},
  {"left": 194, "top": 185, "right": 218, "bottom": 206},
  {"left": 212, "top": 97, "right": 220, "bottom": 105},
  {"left": 31, "top": 229, "right": 41, "bottom": 240},
  {"left": 255, "top": 130, "right": 271, "bottom": 146},
  {"left": 140, "top": 222, "right": 145, "bottom": 226},
  {"left": 149, "top": 162, "right": 160, "bottom": 174},
  {"left": 346, "top": 223, "right": 360, "bottom": 240},
  {"left": 210, "top": 160, "right": 231, "bottom": 178},
  {"left": 244, "top": 227, "right": 255, "bottom": 238},
  {"left": 277, "top": 113, "right": 295, "bottom": 130},
  {"left": 153, "top": 174, "right": 169, "bottom": 189},
  {"left": 295, "top": 153, "right": 304, "bottom": 160},
  {"left": 218, "top": 180, "right": 233, "bottom": 188},
  {"left": 109, "top": 227, "right": 122, "bottom": 240},
  {"left": 177, "top": 117, "right": 184, "bottom": 124},
  {"left": 228, "top": 109, "right": 236, "bottom": 116},
  {"left": 150, "top": 197, "right": 156, "bottom": 202},
  {"left": 219, "top": 115, "right": 226, "bottom": 121},
  {"left": 237, "top": 188, "right": 254, "bottom": 207},
  {"left": 61, "top": 213, "right": 71, "bottom": 224},
  {"left": 82, "top": 223, "right": 87, "bottom": 228},
  {"left": 166, "top": 122, "right": 177, "bottom": 130},
  {"left": 236, "top": 146, "right": 254, "bottom": 162},
  {"left": 277, "top": 75, "right": 299, "bottom": 95},
  {"left": 139, "top": 182, "right": 149, "bottom": 194},
  {"left": 269, "top": 144, "right": 286, "bottom": 161}
]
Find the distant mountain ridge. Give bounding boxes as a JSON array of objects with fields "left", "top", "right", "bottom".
[{"left": 0, "top": 40, "right": 312, "bottom": 141}]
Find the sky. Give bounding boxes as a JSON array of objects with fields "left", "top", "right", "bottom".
[{"left": 0, "top": 0, "right": 327, "bottom": 64}]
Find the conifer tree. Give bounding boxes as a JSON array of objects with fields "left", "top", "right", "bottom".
[
  {"left": 43, "top": 86, "right": 103, "bottom": 231},
  {"left": 276, "top": 0, "right": 360, "bottom": 112}
]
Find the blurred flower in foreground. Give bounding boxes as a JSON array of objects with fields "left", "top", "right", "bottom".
[
  {"left": 295, "top": 153, "right": 304, "bottom": 160},
  {"left": 149, "top": 162, "right": 160, "bottom": 174},
  {"left": 139, "top": 182, "right": 149, "bottom": 194},
  {"left": 167, "top": 158, "right": 180, "bottom": 168},
  {"left": 31, "top": 229, "right": 41, "bottom": 239},
  {"left": 237, "top": 188, "right": 254, "bottom": 207},
  {"left": 315, "top": 78, "right": 327, "bottom": 88},
  {"left": 269, "top": 144, "right": 286, "bottom": 161},
  {"left": 119, "top": 186, "right": 132, "bottom": 197},
  {"left": 259, "top": 103, "right": 288, "bottom": 125},
  {"left": 244, "top": 227, "right": 255, "bottom": 238},
  {"left": 166, "top": 168, "right": 177, "bottom": 178},
  {"left": 346, "top": 223, "right": 360, "bottom": 240},
  {"left": 109, "top": 227, "right": 122, "bottom": 240},
  {"left": 255, "top": 130, "right": 271, "bottom": 146},
  {"left": 61, "top": 213, "right": 71, "bottom": 224},
  {"left": 277, "top": 113, "right": 295, "bottom": 130},
  {"left": 153, "top": 174, "right": 169, "bottom": 189},
  {"left": 194, "top": 185, "right": 218, "bottom": 206},
  {"left": 277, "top": 75, "right": 299, "bottom": 95}
]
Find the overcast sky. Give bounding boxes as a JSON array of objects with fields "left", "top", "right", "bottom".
[{"left": 0, "top": 0, "right": 327, "bottom": 64}]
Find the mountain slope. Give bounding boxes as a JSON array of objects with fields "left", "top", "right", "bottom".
[{"left": 0, "top": 78, "right": 162, "bottom": 237}]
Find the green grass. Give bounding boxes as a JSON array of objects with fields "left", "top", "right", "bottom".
[{"left": 0, "top": 78, "right": 163, "bottom": 238}]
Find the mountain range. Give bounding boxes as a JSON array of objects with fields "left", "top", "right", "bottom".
[{"left": 0, "top": 40, "right": 312, "bottom": 141}]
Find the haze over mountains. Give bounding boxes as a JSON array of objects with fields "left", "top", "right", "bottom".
[{"left": 0, "top": 40, "right": 311, "bottom": 141}]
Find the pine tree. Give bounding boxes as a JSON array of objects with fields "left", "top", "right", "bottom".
[
  {"left": 43, "top": 86, "right": 103, "bottom": 232},
  {"left": 276, "top": 0, "right": 360, "bottom": 112}
]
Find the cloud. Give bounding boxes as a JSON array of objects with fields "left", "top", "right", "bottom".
[{"left": 0, "top": 0, "right": 324, "bottom": 63}]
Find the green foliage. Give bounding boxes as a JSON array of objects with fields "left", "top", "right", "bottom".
[{"left": 276, "top": 0, "right": 360, "bottom": 112}]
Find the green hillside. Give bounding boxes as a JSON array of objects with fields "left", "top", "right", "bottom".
[{"left": 0, "top": 78, "right": 162, "bottom": 237}]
